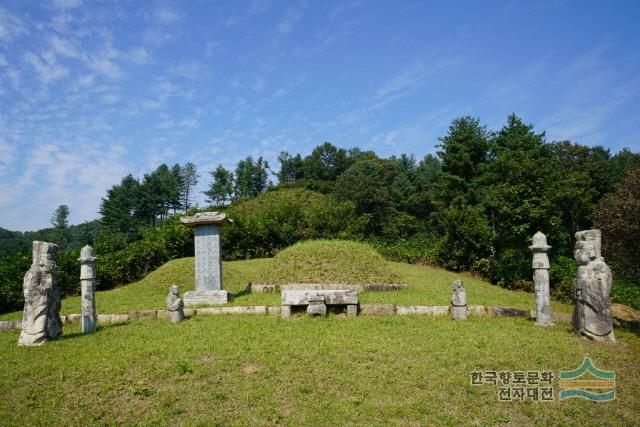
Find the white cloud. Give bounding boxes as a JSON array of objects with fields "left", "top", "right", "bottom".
[
  {"left": 24, "top": 51, "right": 69, "bottom": 84},
  {"left": 151, "top": 7, "right": 184, "bottom": 24},
  {"left": 278, "top": 7, "right": 304, "bottom": 34},
  {"left": 0, "top": 7, "right": 28, "bottom": 42},
  {"left": 169, "top": 60, "right": 206, "bottom": 80},
  {"left": 88, "top": 57, "right": 122, "bottom": 79},
  {"left": 127, "top": 47, "right": 150, "bottom": 65},
  {"left": 50, "top": 0, "right": 83, "bottom": 10},
  {"left": 0, "top": 138, "right": 15, "bottom": 175},
  {"left": 50, "top": 34, "right": 82, "bottom": 59},
  {"left": 0, "top": 53, "right": 6, "bottom": 66},
  {"left": 249, "top": 0, "right": 271, "bottom": 15},
  {"left": 225, "top": 16, "right": 240, "bottom": 27}
]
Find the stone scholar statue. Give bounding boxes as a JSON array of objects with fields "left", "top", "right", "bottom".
[
  {"left": 572, "top": 229, "right": 615, "bottom": 343},
  {"left": 166, "top": 284, "right": 185, "bottom": 323},
  {"left": 451, "top": 280, "right": 468, "bottom": 320},
  {"left": 529, "top": 231, "right": 553, "bottom": 326},
  {"left": 18, "top": 241, "right": 63, "bottom": 346}
]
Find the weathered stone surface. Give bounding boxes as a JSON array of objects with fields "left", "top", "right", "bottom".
[
  {"left": 267, "top": 306, "right": 281, "bottom": 315},
  {"left": 529, "top": 231, "right": 553, "bottom": 326},
  {"left": 364, "top": 283, "right": 410, "bottom": 292},
  {"left": 281, "top": 289, "right": 359, "bottom": 306},
  {"left": 451, "top": 280, "right": 467, "bottom": 320},
  {"left": 19, "top": 241, "right": 63, "bottom": 346},
  {"left": 184, "top": 308, "right": 196, "bottom": 317},
  {"left": 181, "top": 212, "right": 232, "bottom": 292},
  {"left": 396, "top": 306, "right": 432, "bottom": 315},
  {"left": 0, "top": 320, "right": 21, "bottom": 331},
  {"left": 97, "top": 313, "right": 130, "bottom": 324},
  {"left": 346, "top": 304, "right": 358, "bottom": 317},
  {"left": 612, "top": 303, "right": 640, "bottom": 325},
  {"left": 183, "top": 290, "right": 232, "bottom": 306},
  {"left": 281, "top": 284, "right": 362, "bottom": 292},
  {"left": 432, "top": 306, "right": 449, "bottom": 316},
  {"left": 307, "top": 298, "right": 327, "bottom": 317},
  {"left": 197, "top": 306, "right": 268, "bottom": 315},
  {"left": 281, "top": 305, "right": 291, "bottom": 318},
  {"left": 359, "top": 304, "right": 396, "bottom": 316},
  {"left": 250, "top": 284, "right": 277, "bottom": 293},
  {"left": 488, "top": 306, "right": 530, "bottom": 318},
  {"left": 129, "top": 310, "right": 158, "bottom": 320},
  {"left": 156, "top": 310, "right": 169, "bottom": 319},
  {"left": 78, "top": 245, "right": 97, "bottom": 333},
  {"left": 64, "top": 313, "right": 82, "bottom": 324},
  {"left": 468, "top": 305, "right": 486, "bottom": 316},
  {"left": 166, "top": 284, "right": 185, "bottom": 323},
  {"left": 573, "top": 230, "right": 615, "bottom": 342}
]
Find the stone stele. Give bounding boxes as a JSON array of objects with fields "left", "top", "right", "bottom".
[
  {"left": 529, "top": 231, "right": 553, "bottom": 327},
  {"left": 572, "top": 229, "right": 615, "bottom": 343},
  {"left": 166, "top": 284, "right": 185, "bottom": 323},
  {"left": 78, "top": 245, "right": 97, "bottom": 333},
  {"left": 18, "top": 241, "right": 63, "bottom": 346},
  {"left": 180, "top": 212, "right": 233, "bottom": 305},
  {"left": 450, "top": 280, "right": 468, "bottom": 320}
]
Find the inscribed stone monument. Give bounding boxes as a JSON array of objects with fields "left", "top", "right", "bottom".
[
  {"left": 180, "top": 212, "right": 233, "bottom": 305},
  {"left": 78, "top": 245, "right": 97, "bottom": 333},
  {"left": 451, "top": 280, "right": 467, "bottom": 320},
  {"left": 18, "top": 241, "right": 63, "bottom": 346},
  {"left": 529, "top": 231, "right": 553, "bottom": 326},
  {"left": 572, "top": 229, "right": 615, "bottom": 342}
]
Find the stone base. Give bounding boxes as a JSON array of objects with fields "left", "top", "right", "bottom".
[
  {"left": 184, "top": 290, "right": 232, "bottom": 306},
  {"left": 451, "top": 306, "right": 468, "bottom": 320}
]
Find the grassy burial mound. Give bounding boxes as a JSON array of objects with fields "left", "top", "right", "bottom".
[{"left": 250, "top": 240, "right": 402, "bottom": 287}]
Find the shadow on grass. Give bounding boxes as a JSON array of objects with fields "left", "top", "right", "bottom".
[
  {"left": 233, "top": 286, "right": 252, "bottom": 299},
  {"left": 60, "top": 322, "right": 130, "bottom": 340}
]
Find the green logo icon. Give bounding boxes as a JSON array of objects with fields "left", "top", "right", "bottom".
[{"left": 559, "top": 357, "right": 615, "bottom": 401}]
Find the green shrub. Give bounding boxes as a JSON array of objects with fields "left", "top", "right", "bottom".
[
  {"left": 611, "top": 280, "right": 640, "bottom": 310},
  {"left": 367, "top": 234, "right": 438, "bottom": 265},
  {"left": 549, "top": 256, "right": 576, "bottom": 302}
]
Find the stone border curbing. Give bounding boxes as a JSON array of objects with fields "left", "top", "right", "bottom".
[{"left": 0, "top": 304, "right": 580, "bottom": 332}]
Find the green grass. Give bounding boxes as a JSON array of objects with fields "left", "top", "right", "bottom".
[
  {"left": 0, "top": 247, "right": 571, "bottom": 321},
  {"left": 0, "top": 316, "right": 638, "bottom": 425},
  {"left": 252, "top": 239, "right": 402, "bottom": 285}
]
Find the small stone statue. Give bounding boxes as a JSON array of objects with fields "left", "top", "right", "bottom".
[
  {"left": 166, "top": 284, "right": 185, "bottom": 323},
  {"left": 18, "top": 241, "right": 63, "bottom": 346},
  {"left": 307, "top": 296, "right": 327, "bottom": 317},
  {"left": 78, "top": 245, "right": 97, "bottom": 333},
  {"left": 451, "top": 280, "right": 467, "bottom": 320},
  {"left": 572, "top": 230, "right": 615, "bottom": 343},
  {"left": 529, "top": 231, "right": 553, "bottom": 326}
]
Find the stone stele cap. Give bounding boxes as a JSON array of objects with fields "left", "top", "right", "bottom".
[
  {"left": 180, "top": 211, "right": 233, "bottom": 227},
  {"left": 529, "top": 231, "right": 551, "bottom": 252}
]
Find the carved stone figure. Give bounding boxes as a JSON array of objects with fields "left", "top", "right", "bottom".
[
  {"left": 451, "top": 280, "right": 467, "bottom": 320},
  {"left": 166, "top": 284, "right": 185, "bottom": 323},
  {"left": 529, "top": 231, "right": 553, "bottom": 326},
  {"left": 18, "top": 241, "right": 63, "bottom": 346},
  {"left": 306, "top": 296, "right": 327, "bottom": 317},
  {"left": 572, "top": 230, "right": 615, "bottom": 342},
  {"left": 78, "top": 245, "right": 97, "bottom": 333}
]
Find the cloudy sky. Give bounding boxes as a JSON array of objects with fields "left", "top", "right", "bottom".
[{"left": 1, "top": 0, "right": 639, "bottom": 231}]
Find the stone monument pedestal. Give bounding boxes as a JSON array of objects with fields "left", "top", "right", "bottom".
[{"left": 183, "top": 290, "right": 233, "bottom": 306}]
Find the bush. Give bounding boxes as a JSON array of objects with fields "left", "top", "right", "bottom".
[
  {"left": 367, "top": 234, "right": 438, "bottom": 265},
  {"left": 611, "top": 280, "right": 640, "bottom": 310},
  {"left": 220, "top": 188, "right": 366, "bottom": 259}
]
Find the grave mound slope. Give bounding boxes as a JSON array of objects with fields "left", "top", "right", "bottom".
[{"left": 251, "top": 239, "right": 401, "bottom": 286}]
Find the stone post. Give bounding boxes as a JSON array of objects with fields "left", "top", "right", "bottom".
[
  {"left": 451, "top": 280, "right": 468, "bottom": 320},
  {"left": 18, "top": 241, "right": 62, "bottom": 346},
  {"left": 180, "top": 212, "right": 234, "bottom": 305},
  {"left": 529, "top": 231, "right": 553, "bottom": 326},
  {"left": 166, "top": 284, "right": 185, "bottom": 323},
  {"left": 78, "top": 245, "right": 97, "bottom": 333}
]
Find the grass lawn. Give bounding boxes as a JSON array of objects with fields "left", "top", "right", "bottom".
[
  {"left": 0, "top": 256, "right": 570, "bottom": 321},
  {"left": 1, "top": 315, "right": 638, "bottom": 425}
]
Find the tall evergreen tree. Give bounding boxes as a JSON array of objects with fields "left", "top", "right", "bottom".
[
  {"left": 204, "top": 165, "right": 234, "bottom": 205},
  {"left": 50, "top": 204, "right": 70, "bottom": 247},
  {"left": 180, "top": 162, "right": 199, "bottom": 210}
]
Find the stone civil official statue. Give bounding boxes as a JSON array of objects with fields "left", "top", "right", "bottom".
[{"left": 572, "top": 230, "right": 615, "bottom": 343}]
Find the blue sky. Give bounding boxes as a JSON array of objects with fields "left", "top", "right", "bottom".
[{"left": 1, "top": 0, "right": 639, "bottom": 231}]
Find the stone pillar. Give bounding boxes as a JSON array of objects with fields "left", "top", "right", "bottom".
[
  {"left": 180, "top": 212, "right": 234, "bottom": 305},
  {"left": 18, "top": 241, "right": 63, "bottom": 346},
  {"left": 78, "top": 245, "right": 97, "bottom": 333},
  {"left": 529, "top": 231, "right": 553, "bottom": 326},
  {"left": 572, "top": 229, "right": 615, "bottom": 342},
  {"left": 451, "top": 280, "right": 468, "bottom": 320}
]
